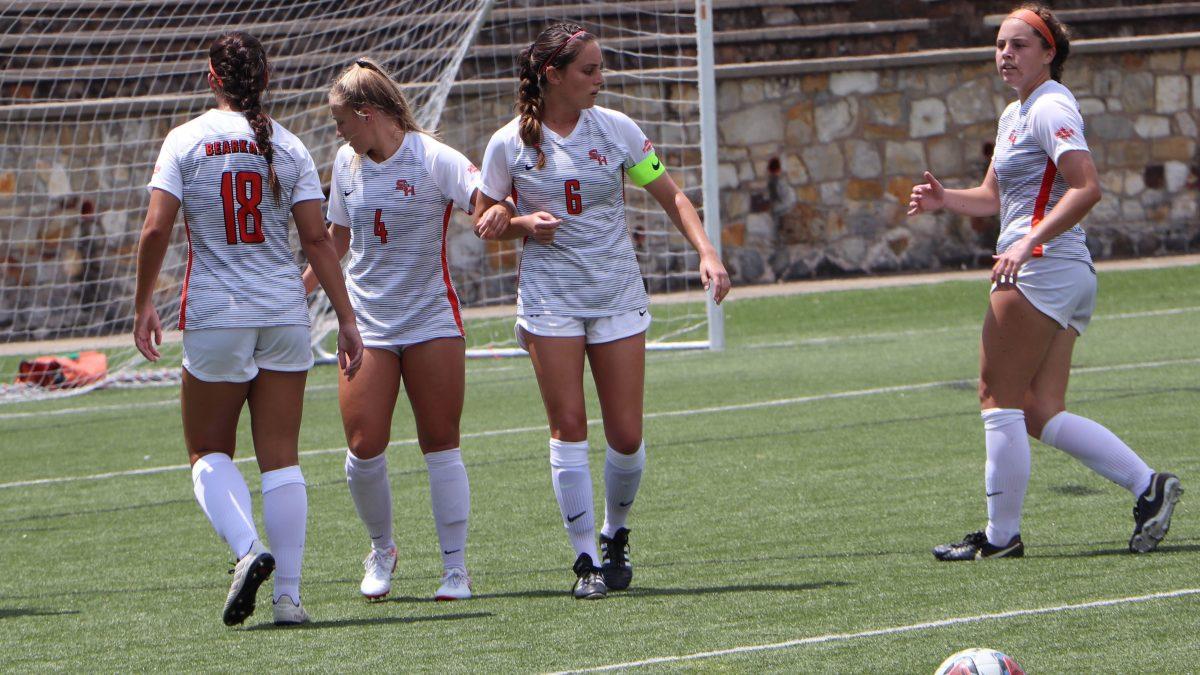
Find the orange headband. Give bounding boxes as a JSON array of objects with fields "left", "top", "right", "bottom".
[
  {"left": 208, "top": 62, "right": 223, "bottom": 88},
  {"left": 1008, "top": 9, "right": 1056, "bottom": 50}
]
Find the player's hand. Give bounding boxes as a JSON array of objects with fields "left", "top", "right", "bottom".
[
  {"left": 338, "top": 319, "right": 364, "bottom": 380},
  {"left": 907, "top": 171, "right": 946, "bottom": 215},
  {"left": 525, "top": 211, "right": 561, "bottom": 245},
  {"left": 991, "top": 236, "right": 1036, "bottom": 285},
  {"left": 133, "top": 305, "right": 163, "bottom": 362},
  {"left": 699, "top": 251, "right": 731, "bottom": 304},
  {"left": 474, "top": 202, "right": 511, "bottom": 240}
]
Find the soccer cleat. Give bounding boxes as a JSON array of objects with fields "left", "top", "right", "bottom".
[
  {"left": 599, "top": 528, "right": 632, "bottom": 591},
  {"left": 434, "top": 567, "right": 472, "bottom": 601},
  {"left": 1130, "top": 472, "right": 1182, "bottom": 553},
  {"left": 571, "top": 552, "right": 607, "bottom": 599},
  {"left": 360, "top": 545, "right": 398, "bottom": 599},
  {"left": 933, "top": 531, "right": 1024, "bottom": 561},
  {"left": 272, "top": 595, "right": 310, "bottom": 626},
  {"left": 222, "top": 540, "right": 275, "bottom": 626}
]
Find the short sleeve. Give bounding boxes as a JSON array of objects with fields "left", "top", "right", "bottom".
[
  {"left": 425, "top": 137, "right": 480, "bottom": 215},
  {"left": 1028, "top": 95, "right": 1089, "bottom": 165},
  {"left": 479, "top": 128, "right": 513, "bottom": 202},
  {"left": 606, "top": 109, "right": 664, "bottom": 187},
  {"left": 290, "top": 142, "right": 325, "bottom": 206},
  {"left": 326, "top": 155, "right": 351, "bottom": 228},
  {"left": 147, "top": 131, "right": 184, "bottom": 200}
]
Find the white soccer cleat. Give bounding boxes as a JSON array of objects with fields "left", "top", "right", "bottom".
[
  {"left": 272, "top": 595, "right": 310, "bottom": 626},
  {"left": 434, "top": 567, "right": 472, "bottom": 601},
  {"left": 222, "top": 539, "right": 274, "bottom": 626},
  {"left": 360, "top": 545, "right": 398, "bottom": 599}
]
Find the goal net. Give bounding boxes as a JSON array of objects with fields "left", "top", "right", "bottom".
[{"left": 0, "top": 0, "right": 719, "bottom": 402}]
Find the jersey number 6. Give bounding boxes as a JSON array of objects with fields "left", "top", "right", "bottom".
[
  {"left": 564, "top": 179, "right": 583, "bottom": 215},
  {"left": 219, "top": 171, "right": 265, "bottom": 245}
]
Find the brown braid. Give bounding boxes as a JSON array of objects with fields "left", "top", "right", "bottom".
[
  {"left": 209, "top": 32, "right": 281, "bottom": 203},
  {"left": 516, "top": 23, "right": 595, "bottom": 169}
]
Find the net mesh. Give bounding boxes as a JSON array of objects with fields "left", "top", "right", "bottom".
[{"left": 0, "top": 0, "right": 710, "bottom": 402}]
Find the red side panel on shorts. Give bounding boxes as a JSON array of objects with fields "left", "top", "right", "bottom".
[
  {"left": 441, "top": 203, "right": 464, "bottom": 336},
  {"left": 1030, "top": 158, "right": 1056, "bottom": 258},
  {"left": 178, "top": 216, "right": 193, "bottom": 330}
]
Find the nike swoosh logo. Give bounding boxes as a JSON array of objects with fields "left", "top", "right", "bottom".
[
  {"left": 638, "top": 310, "right": 646, "bottom": 317},
  {"left": 566, "top": 511, "right": 586, "bottom": 523},
  {"left": 651, "top": 161, "right": 661, "bottom": 171},
  {"left": 618, "top": 500, "right": 634, "bottom": 507},
  {"left": 442, "top": 549, "right": 461, "bottom": 555},
  {"left": 524, "top": 163, "right": 534, "bottom": 170},
  {"left": 976, "top": 542, "right": 1020, "bottom": 559},
  {"left": 1145, "top": 479, "right": 1158, "bottom": 503},
  {"left": 343, "top": 190, "right": 354, "bottom": 197},
  {"left": 986, "top": 491, "right": 1003, "bottom": 497}
]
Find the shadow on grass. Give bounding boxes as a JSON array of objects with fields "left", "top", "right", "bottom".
[
  {"left": 243, "top": 610, "right": 492, "bottom": 631},
  {"left": 385, "top": 580, "right": 849, "bottom": 604},
  {"left": 0, "top": 608, "right": 80, "bottom": 619},
  {"left": 1033, "top": 542, "right": 1200, "bottom": 559}
]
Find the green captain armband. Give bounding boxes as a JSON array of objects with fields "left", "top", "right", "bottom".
[{"left": 628, "top": 151, "right": 665, "bottom": 187}]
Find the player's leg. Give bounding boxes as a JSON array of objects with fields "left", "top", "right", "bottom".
[
  {"left": 523, "top": 325, "right": 605, "bottom": 599},
  {"left": 586, "top": 324, "right": 646, "bottom": 591},
  {"left": 245, "top": 325, "right": 314, "bottom": 624},
  {"left": 1025, "top": 317, "right": 1176, "bottom": 553},
  {"left": 935, "top": 286, "right": 1056, "bottom": 561},
  {"left": 338, "top": 347, "right": 403, "bottom": 598},
  {"left": 399, "top": 337, "right": 472, "bottom": 600},
  {"left": 180, "top": 329, "right": 271, "bottom": 626}
]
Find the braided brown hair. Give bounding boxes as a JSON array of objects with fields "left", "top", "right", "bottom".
[
  {"left": 209, "top": 32, "right": 281, "bottom": 203},
  {"left": 1012, "top": 4, "right": 1072, "bottom": 82},
  {"left": 517, "top": 23, "right": 595, "bottom": 169}
]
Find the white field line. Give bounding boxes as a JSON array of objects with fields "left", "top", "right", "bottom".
[
  {"left": 550, "top": 587, "right": 1200, "bottom": 674},
  {"left": 2, "top": 356, "right": 1198, "bottom": 491}
]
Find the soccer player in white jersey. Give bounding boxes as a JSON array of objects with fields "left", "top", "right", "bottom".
[
  {"left": 300, "top": 59, "right": 503, "bottom": 602},
  {"left": 907, "top": 5, "right": 1180, "bottom": 561},
  {"left": 474, "top": 23, "right": 731, "bottom": 598},
  {"left": 133, "top": 32, "right": 363, "bottom": 626}
]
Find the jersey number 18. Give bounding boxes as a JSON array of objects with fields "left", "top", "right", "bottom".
[{"left": 220, "top": 171, "right": 265, "bottom": 245}]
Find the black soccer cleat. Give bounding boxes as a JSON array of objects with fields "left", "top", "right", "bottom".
[
  {"left": 933, "top": 531, "right": 1024, "bottom": 561},
  {"left": 599, "top": 528, "right": 633, "bottom": 591},
  {"left": 571, "top": 552, "right": 607, "bottom": 600},
  {"left": 223, "top": 544, "right": 275, "bottom": 626},
  {"left": 1130, "top": 472, "right": 1182, "bottom": 553}
]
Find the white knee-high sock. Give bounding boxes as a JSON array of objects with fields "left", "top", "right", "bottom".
[
  {"left": 424, "top": 448, "right": 469, "bottom": 571},
  {"left": 191, "top": 453, "right": 259, "bottom": 559},
  {"left": 982, "top": 408, "right": 1031, "bottom": 547},
  {"left": 1040, "top": 411, "right": 1155, "bottom": 496},
  {"left": 602, "top": 442, "right": 645, "bottom": 538},
  {"left": 345, "top": 451, "right": 394, "bottom": 552},
  {"left": 262, "top": 466, "right": 307, "bottom": 603},
  {"left": 549, "top": 438, "right": 598, "bottom": 567}
]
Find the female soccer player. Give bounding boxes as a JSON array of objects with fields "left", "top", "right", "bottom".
[
  {"left": 134, "top": 32, "right": 363, "bottom": 625},
  {"left": 908, "top": 5, "right": 1181, "bottom": 561},
  {"left": 475, "top": 23, "right": 731, "bottom": 598},
  {"left": 301, "top": 59, "right": 503, "bottom": 601}
]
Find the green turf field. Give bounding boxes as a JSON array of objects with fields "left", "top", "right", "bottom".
[{"left": 1, "top": 264, "right": 1198, "bottom": 672}]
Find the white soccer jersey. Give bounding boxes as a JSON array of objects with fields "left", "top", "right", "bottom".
[
  {"left": 993, "top": 80, "right": 1092, "bottom": 264},
  {"left": 326, "top": 133, "right": 479, "bottom": 345},
  {"left": 479, "top": 105, "right": 662, "bottom": 318},
  {"left": 148, "top": 109, "right": 323, "bottom": 330}
]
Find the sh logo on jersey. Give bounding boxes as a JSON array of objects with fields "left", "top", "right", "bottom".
[
  {"left": 395, "top": 179, "right": 415, "bottom": 196},
  {"left": 588, "top": 149, "right": 608, "bottom": 166}
]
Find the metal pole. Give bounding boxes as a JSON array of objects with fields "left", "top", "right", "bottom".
[{"left": 695, "top": 0, "right": 725, "bottom": 351}]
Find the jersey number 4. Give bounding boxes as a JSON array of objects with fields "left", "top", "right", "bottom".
[
  {"left": 564, "top": 179, "right": 583, "bottom": 215},
  {"left": 373, "top": 209, "right": 388, "bottom": 245},
  {"left": 220, "top": 171, "right": 265, "bottom": 245}
]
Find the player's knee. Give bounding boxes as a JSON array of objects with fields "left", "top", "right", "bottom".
[
  {"left": 606, "top": 431, "right": 643, "bottom": 454},
  {"left": 551, "top": 417, "right": 588, "bottom": 443},
  {"left": 347, "top": 433, "right": 389, "bottom": 460},
  {"left": 1023, "top": 400, "right": 1065, "bottom": 440}
]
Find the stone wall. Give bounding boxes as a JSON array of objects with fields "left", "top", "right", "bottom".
[{"left": 716, "top": 42, "right": 1200, "bottom": 284}]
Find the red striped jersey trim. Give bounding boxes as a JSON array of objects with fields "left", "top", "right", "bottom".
[
  {"left": 440, "top": 203, "right": 464, "bottom": 336},
  {"left": 1030, "top": 157, "right": 1056, "bottom": 257},
  {"left": 177, "top": 217, "right": 193, "bottom": 330}
]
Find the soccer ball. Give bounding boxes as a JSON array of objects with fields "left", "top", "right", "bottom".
[{"left": 934, "top": 648, "right": 1024, "bottom": 675}]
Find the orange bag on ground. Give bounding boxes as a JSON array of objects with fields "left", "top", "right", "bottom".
[{"left": 15, "top": 351, "right": 108, "bottom": 389}]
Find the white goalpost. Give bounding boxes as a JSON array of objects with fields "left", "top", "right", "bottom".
[{"left": 0, "top": 0, "right": 723, "bottom": 402}]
